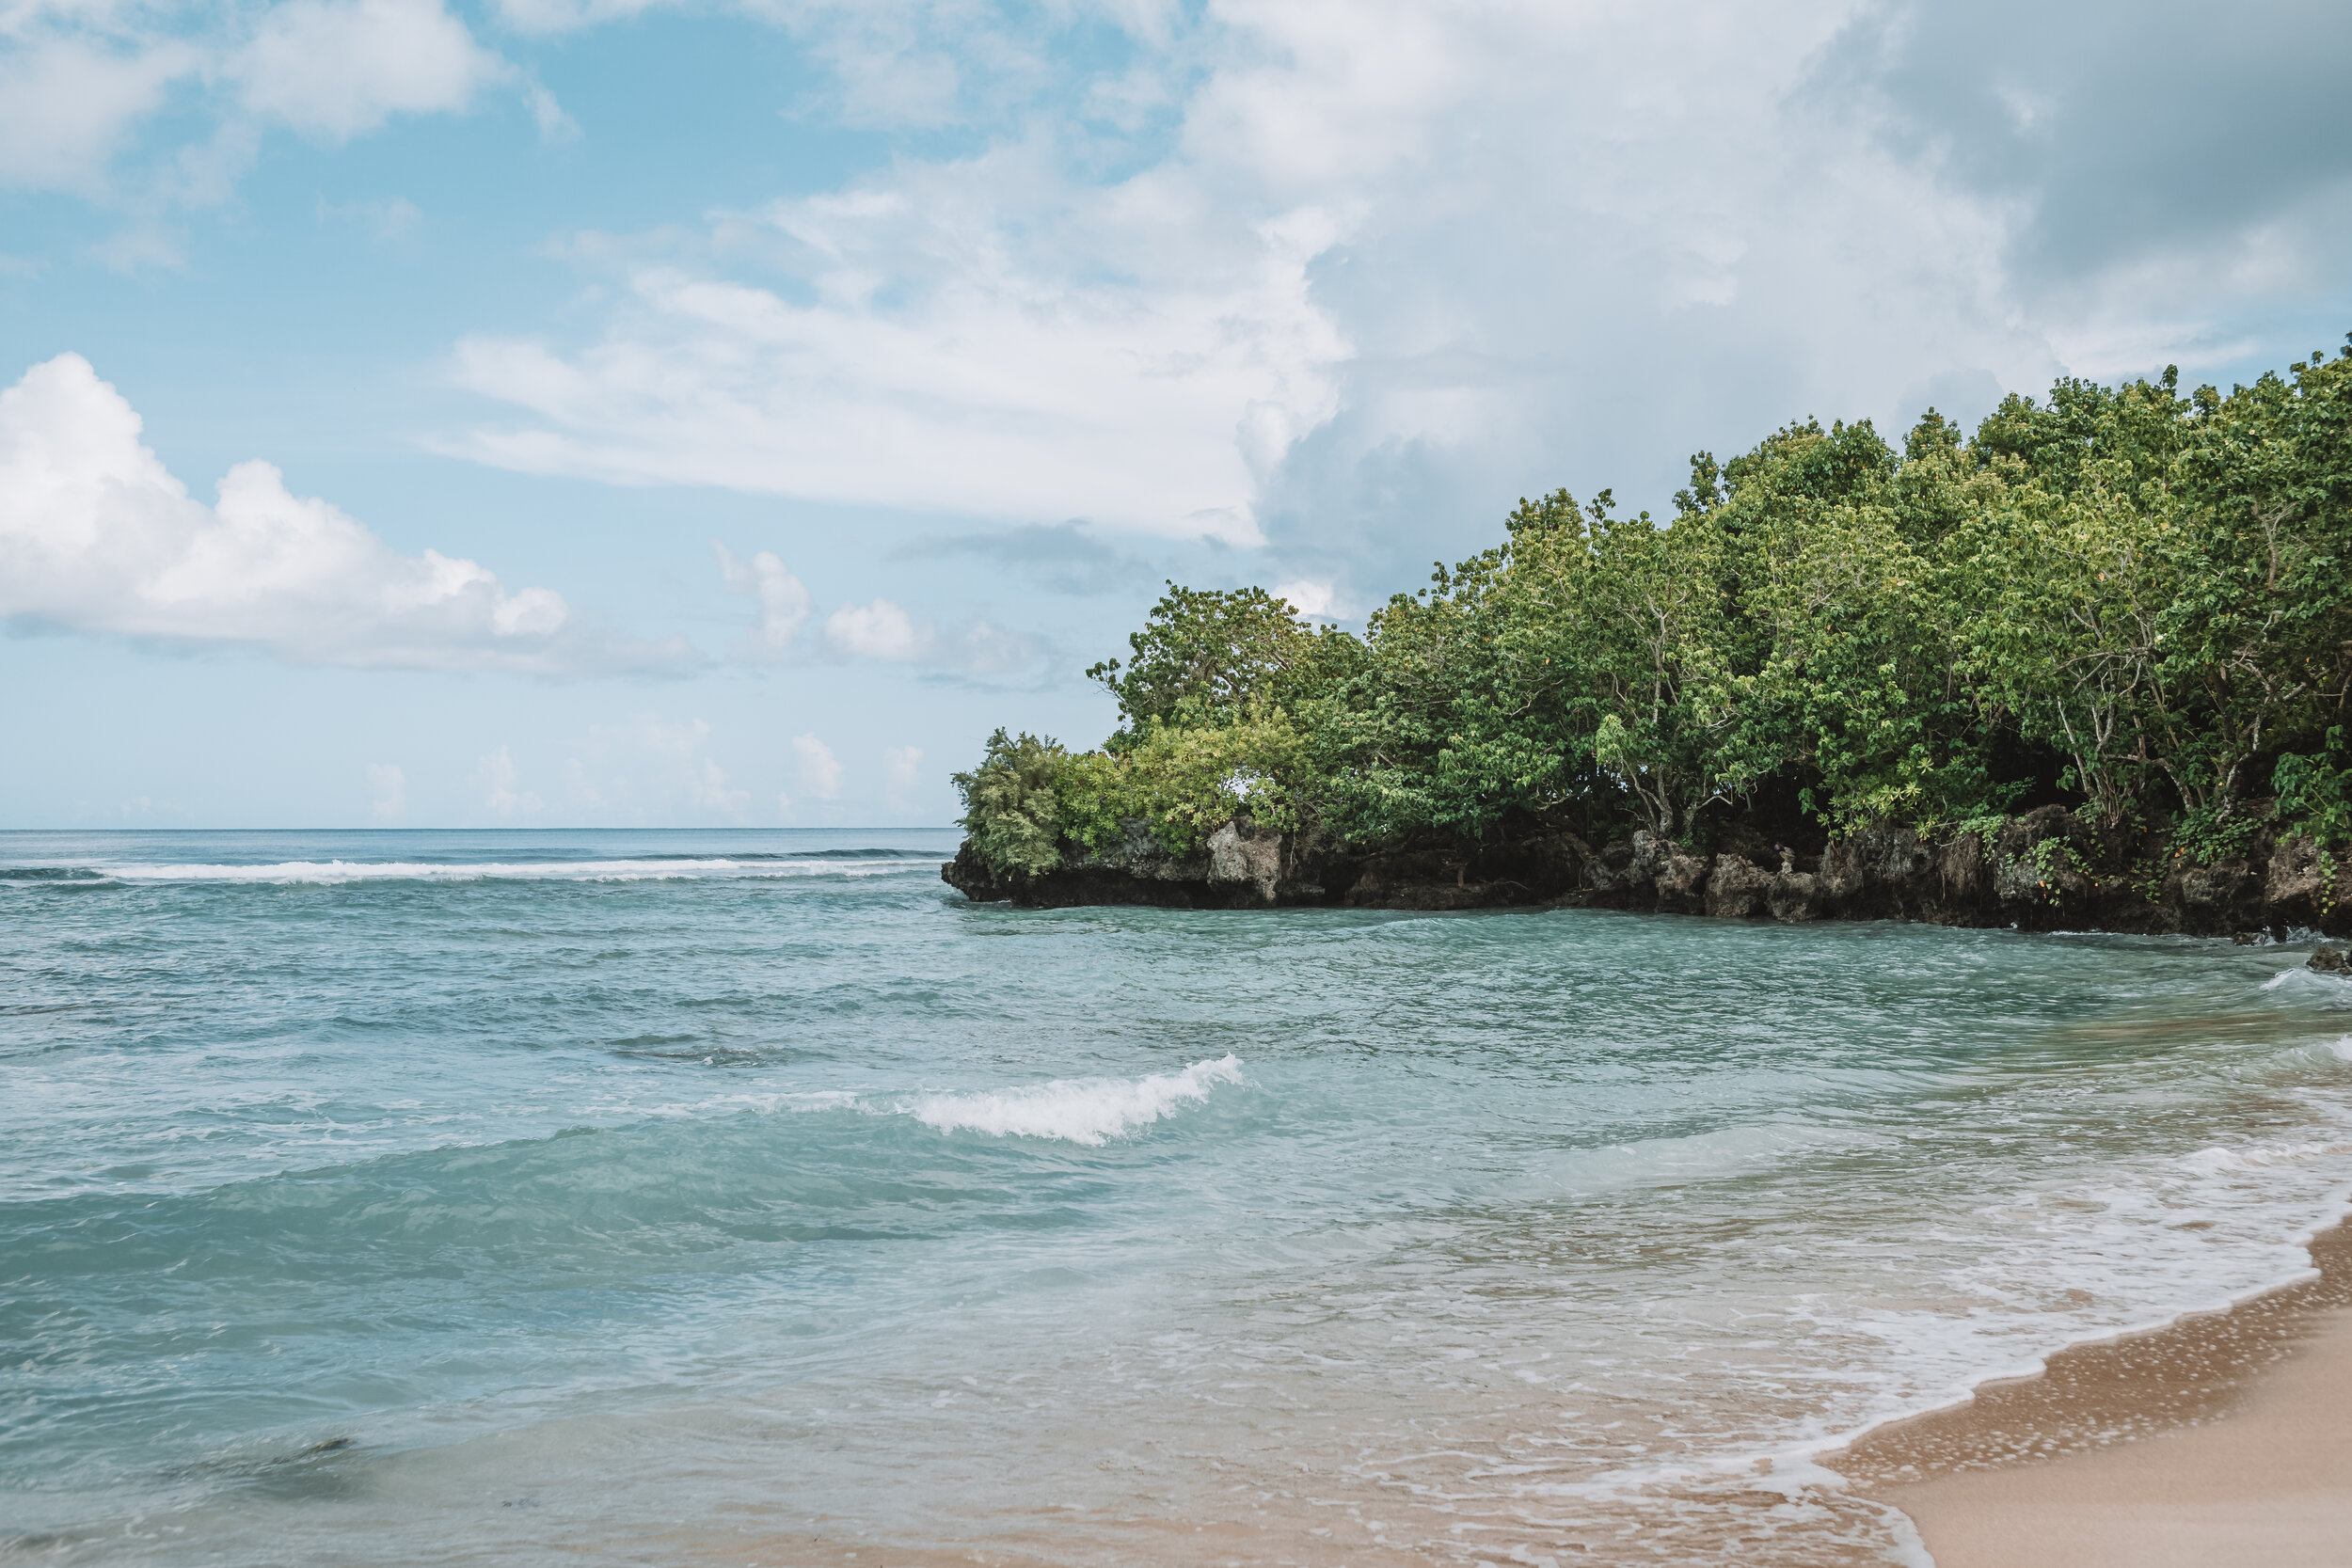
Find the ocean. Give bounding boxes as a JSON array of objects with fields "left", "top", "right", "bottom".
[{"left": 6, "top": 829, "right": 2351, "bottom": 1565}]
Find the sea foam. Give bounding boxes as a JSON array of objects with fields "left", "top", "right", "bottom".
[{"left": 908, "top": 1055, "right": 1245, "bottom": 1145}]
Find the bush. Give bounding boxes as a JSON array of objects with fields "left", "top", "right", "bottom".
[{"left": 951, "top": 730, "right": 1070, "bottom": 878}]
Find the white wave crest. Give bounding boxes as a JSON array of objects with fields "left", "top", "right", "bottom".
[
  {"left": 102, "top": 859, "right": 922, "bottom": 884},
  {"left": 2180, "top": 1139, "right": 2343, "bottom": 1175},
  {"left": 909, "top": 1055, "right": 1245, "bottom": 1145}
]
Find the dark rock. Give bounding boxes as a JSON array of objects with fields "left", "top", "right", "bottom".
[
  {"left": 942, "top": 810, "right": 2348, "bottom": 936},
  {"left": 1989, "top": 806, "right": 2104, "bottom": 927},
  {"left": 1636, "top": 832, "right": 1710, "bottom": 913},
  {"left": 1704, "top": 854, "right": 1773, "bottom": 918},
  {"left": 1821, "top": 823, "right": 1937, "bottom": 921},
  {"left": 1768, "top": 870, "right": 1823, "bottom": 923},
  {"left": 2169, "top": 858, "right": 2263, "bottom": 931},
  {"left": 2266, "top": 836, "right": 2352, "bottom": 929},
  {"left": 2312, "top": 946, "right": 2350, "bottom": 974},
  {"left": 1936, "top": 833, "right": 1991, "bottom": 903}
]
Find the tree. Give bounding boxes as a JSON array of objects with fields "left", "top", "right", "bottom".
[
  {"left": 952, "top": 730, "right": 1069, "bottom": 877},
  {"left": 1086, "top": 584, "right": 1359, "bottom": 746}
]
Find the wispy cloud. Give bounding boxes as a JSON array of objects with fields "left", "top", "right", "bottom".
[
  {"left": 823, "top": 597, "right": 1035, "bottom": 676},
  {"left": 0, "top": 354, "right": 696, "bottom": 674},
  {"left": 432, "top": 0, "right": 2352, "bottom": 608},
  {"left": 790, "top": 732, "right": 843, "bottom": 801},
  {"left": 318, "top": 194, "right": 424, "bottom": 245},
  {"left": 882, "top": 744, "right": 922, "bottom": 815},
  {"left": 897, "top": 521, "right": 1157, "bottom": 597},
  {"left": 563, "top": 715, "right": 749, "bottom": 820},
  {"left": 443, "top": 139, "right": 1350, "bottom": 543},
  {"left": 367, "top": 762, "right": 406, "bottom": 821},
  {"left": 475, "top": 745, "right": 543, "bottom": 817}
]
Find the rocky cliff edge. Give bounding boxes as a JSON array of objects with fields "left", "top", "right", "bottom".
[{"left": 942, "top": 805, "right": 2352, "bottom": 937}]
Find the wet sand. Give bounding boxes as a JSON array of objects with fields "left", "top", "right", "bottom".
[{"left": 1828, "top": 1215, "right": 2352, "bottom": 1567}]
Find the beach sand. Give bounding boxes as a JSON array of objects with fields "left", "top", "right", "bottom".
[{"left": 1829, "top": 1216, "right": 2352, "bottom": 1567}]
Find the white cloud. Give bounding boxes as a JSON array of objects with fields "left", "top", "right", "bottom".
[
  {"left": 822, "top": 595, "right": 1036, "bottom": 675},
  {"left": 823, "top": 597, "right": 922, "bottom": 661},
  {"left": 233, "top": 0, "right": 504, "bottom": 142},
  {"left": 444, "top": 141, "right": 1350, "bottom": 543},
  {"left": 791, "top": 732, "right": 843, "bottom": 800},
  {"left": 367, "top": 761, "right": 406, "bottom": 820},
  {"left": 0, "top": 36, "right": 198, "bottom": 192},
  {"left": 525, "top": 81, "right": 577, "bottom": 141},
  {"left": 0, "top": 0, "right": 520, "bottom": 206},
  {"left": 434, "top": 0, "right": 2352, "bottom": 607},
  {"left": 0, "top": 354, "right": 692, "bottom": 673},
  {"left": 491, "top": 0, "right": 662, "bottom": 34},
  {"left": 1271, "top": 578, "right": 1342, "bottom": 619},
  {"left": 476, "top": 746, "right": 543, "bottom": 817},
  {"left": 882, "top": 744, "right": 921, "bottom": 814},
  {"left": 714, "top": 543, "right": 812, "bottom": 656}
]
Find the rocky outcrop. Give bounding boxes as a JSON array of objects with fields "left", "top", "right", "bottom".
[
  {"left": 943, "top": 812, "right": 2352, "bottom": 937},
  {"left": 1704, "top": 853, "right": 1774, "bottom": 918}
]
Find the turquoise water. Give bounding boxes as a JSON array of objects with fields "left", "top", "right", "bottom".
[{"left": 8, "top": 830, "right": 2352, "bottom": 1565}]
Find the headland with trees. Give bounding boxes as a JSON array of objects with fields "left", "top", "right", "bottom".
[{"left": 947, "top": 341, "right": 2352, "bottom": 935}]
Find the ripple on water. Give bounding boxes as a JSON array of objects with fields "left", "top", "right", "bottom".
[{"left": 4, "top": 830, "right": 2350, "bottom": 1565}]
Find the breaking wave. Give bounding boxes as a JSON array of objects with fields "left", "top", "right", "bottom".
[{"left": 908, "top": 1056, "right": 1246, "bottom": 1145}]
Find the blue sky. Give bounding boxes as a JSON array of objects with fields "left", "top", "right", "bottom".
[{"left": 4, "top": 0, "right": 2349, "bottom": 828}]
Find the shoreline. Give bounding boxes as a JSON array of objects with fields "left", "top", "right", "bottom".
[
  {"left": 1822, "top": 1205, "right": 2352, "bottom": 1566},
  {"left": 943, "top": 809, "right": 2352, "bottom": 938}
]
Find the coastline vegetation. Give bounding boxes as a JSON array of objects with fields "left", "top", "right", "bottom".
[{"left": 955, "top": 341, "right": 2352, "bottom": 878}]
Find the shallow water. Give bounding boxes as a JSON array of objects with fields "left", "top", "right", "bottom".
[{"left": 6, "top": 829, "right": 2352, "bottom": 1565}]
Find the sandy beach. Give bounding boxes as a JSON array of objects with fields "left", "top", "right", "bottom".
[{"left": 1831, "top": 1214, "right": 2352, "bottom": 1567}]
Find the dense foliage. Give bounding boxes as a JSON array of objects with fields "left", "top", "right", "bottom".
[{"left": 956, "top": 342, "right": 2352, "bottom": 877}]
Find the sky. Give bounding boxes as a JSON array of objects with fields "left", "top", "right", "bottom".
[{"left": 3, "top": 0, "right": 2349, "bottom": 829}]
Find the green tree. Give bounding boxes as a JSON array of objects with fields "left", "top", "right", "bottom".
[
  {"left": 951, "top": 730, "right": 1070, "bottom": 877},
  {"left": 1086, "top": 583, "right": 1359, "bottom": 746},
  {"left": 951, "top": 338, "right": 2352, "bottom": 876}
]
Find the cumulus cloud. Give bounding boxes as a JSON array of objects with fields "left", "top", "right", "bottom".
[
  {"left": 1271, "top": 578, "right": 1343, "bottom": 619},
  {"left": 0, "top": 354, "right": 692, "bottom": 673},
  {"left": 791, "top": 732, "right": 843, "bottom": 800},
  {"left": 233, "top": 0, "right": 504, "bottom": 141},
  {"left": 1809, "top": 0, "right": 2352, "bottom": 374},
  {"left": 822, "top": 597, "right": 922, "bottom": 661},
  {"left": 1816, "top": 1, "right": 2352, "bottom": 285},
  {"left": 0, "top": 0, "right": 529, "bottom": 207},
  {"left": 714, "top": 543, "right": 813, "bottom": 656},
  {"left": 0, "top": 34, "right": 197, "bottom": 192},
  {"left": 822, "top": 596, "right": 1035, "bottom": 675}
]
